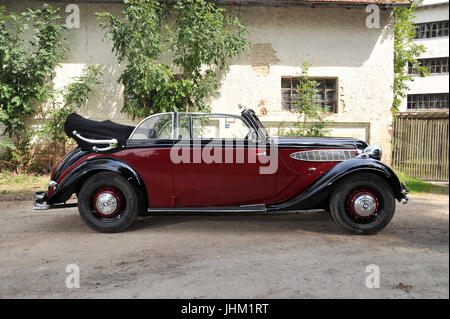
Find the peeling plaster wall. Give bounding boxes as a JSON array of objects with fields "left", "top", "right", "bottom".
[
  {"left": 214, "top": 6, "right": 395, "bottom": 163},
  {"left": 3, "top": 1, "right": 395, "bottom": 164}
]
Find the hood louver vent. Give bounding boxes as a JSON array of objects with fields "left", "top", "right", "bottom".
[{"left": 290, "top": 149, "right": 356, "bottom": 162}]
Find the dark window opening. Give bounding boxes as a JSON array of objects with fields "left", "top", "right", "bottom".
[
  {"left": 407, "top": 93, "right": 449, "bottom": 110},
  {"left": 415, "top": 20, "right": 449, "bottom": 39},
  {"left": 281, "top": 77, "right": 337, "bottom": 113},
  {"left": 408, "top": 57, "right": 449, "bottom": 75}
]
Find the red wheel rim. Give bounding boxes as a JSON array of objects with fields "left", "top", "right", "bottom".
[
  {"left": 346, "top": 189, "right": 379, "bottom": 220},
  {"left": 93, "top": 187, "right": 124, "bottom": 219}
]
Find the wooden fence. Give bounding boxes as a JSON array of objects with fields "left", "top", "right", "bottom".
[{"left": 393, "top": 111, "right": 449, "bottom": 181}]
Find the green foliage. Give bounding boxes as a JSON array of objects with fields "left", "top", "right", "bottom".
[
  {"left": 395, "top": 171, "right": 449, "bottom": 195},
  {"left": 39, "top": 65, "right": 104, "bottom": 144},
  {"left": 0, "top": 138, "right": 14, "bottom": 150},
  {"left": 1, "top": 129, "right": 35, "bottom": 173},
  {"left": 393, "top": 1, "right": 428, "bottom": 114},
  {"left": 98, "top": 0, "right": 248, "bottom": 119},
  {"left": 0, "top": 4, "right": 68, "bottom": 138},
  {"left": 37, "top": 65, "right": 103, "bottom": 166},
  {"left": 279, "top": 62, "right": 330, "bottom": 137},
  {"left": 0, "top": 4, "right": 68, "bottom": 172},
  {"left": 0, "top": 169, "right": 49, "bottom": 195}
]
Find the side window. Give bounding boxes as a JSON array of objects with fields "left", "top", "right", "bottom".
[
  {"left": 191, "top": 116, "right": 250, "bottom": 139},
  {"left": 177, "top": 114, "right": 190, "bottom": 139},
  {"left": 130, "top": 113, "right": 173, "bottom": 140}
]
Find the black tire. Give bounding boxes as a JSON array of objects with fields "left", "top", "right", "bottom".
[
  {"left": 329, "top": 173, "right": 396, "bottom": 235},
  {"left": 78, "top": 172, "right": 139, "bottom": 233}
]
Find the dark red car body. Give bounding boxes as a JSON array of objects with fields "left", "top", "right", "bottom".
[{"left": 35, "top": 109, "right": 408, "bottom": 233}]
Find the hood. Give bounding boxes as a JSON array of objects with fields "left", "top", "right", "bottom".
[{"left": 271, "top": 136, "right": 368, "bottom": 150}]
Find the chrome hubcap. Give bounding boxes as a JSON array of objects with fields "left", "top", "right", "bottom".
[
  {"left": 95, "top": 193, "right": 118, "bottom": 216},
  {"left": 353, "top": 194, "right": 377, "bottom": 217}
]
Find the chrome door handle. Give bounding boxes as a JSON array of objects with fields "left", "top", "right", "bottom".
[{"left": 256, "top": 152, "right": 267, "bottom": 156}]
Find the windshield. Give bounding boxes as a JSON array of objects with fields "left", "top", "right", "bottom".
[{"left": 249, "top": 111, "right": 269, "bottom": 140}]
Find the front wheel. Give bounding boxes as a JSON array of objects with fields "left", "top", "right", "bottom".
[
  {"left": 78, "top": 172, "right": 139, "bottom": 233},
  {"left": 329, "top": 173, "right": 396, "bottom": 235}
]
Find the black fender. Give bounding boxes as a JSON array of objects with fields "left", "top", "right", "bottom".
[
  {"left": 47, "top": 158, "right": 148, "bottom": 207},
  {"left": 267, "top": 158, "right": 404, "bottom": 212}
]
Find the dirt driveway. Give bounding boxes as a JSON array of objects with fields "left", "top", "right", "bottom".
[{"left": 0, "top": 194, "right": 448, "bottom": 298}]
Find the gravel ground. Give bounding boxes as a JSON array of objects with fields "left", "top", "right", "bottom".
[{"left": 0, "top": 194, "right": 448, "bottom": 299}]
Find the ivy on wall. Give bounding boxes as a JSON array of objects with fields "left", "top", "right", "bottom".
[{"left": 393, "top": 0, "right": 429, "bottom": 114}]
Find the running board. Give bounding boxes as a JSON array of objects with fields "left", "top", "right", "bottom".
[
  {"left": 33, "top": 202, "right": 78, "bottom": 210},
  {"left": 147, "top": 204, "right": 266, "bottom": 213}
]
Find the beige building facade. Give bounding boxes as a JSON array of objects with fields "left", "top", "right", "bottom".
[
  {"left": 2, "top": 0, "right": 410, "bottom": 165},
  {"left": 399, "top": 0, "right": 449, "bottom": 112}
]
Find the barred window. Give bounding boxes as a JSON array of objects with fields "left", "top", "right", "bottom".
[
  {"left": 407, "top": 94, "right": 449, "bottom": 110},
  {"left": 281, "top": 77, "right": 337, "bottom": 113},
  {"left": 408, "top": 57, "right": 449, "bottom": 75},
  {"left": 415, "top": 20, "right": 449, "bottom": 39}
]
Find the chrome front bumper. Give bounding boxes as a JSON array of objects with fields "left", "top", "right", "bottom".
[
  {"left": 400, "top": 183, "right": 409, "bottom": 204},
  {"left": 34, "top": 191, "right": 49, "bottom": 210},
  {"left": 34, "top": 191, "right": 78, "bottom": 210}
]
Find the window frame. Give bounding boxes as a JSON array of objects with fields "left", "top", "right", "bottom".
[
  {"left": 175, "top": 112, "right": 258, "bottom": 141},
  {"left": 408, "top": 57, "right": 449, "bottom": 75},
  {"left": 281, "top": 76, "right": 338, "bottom": 113},
  {"left": 128, "top": 112, "right": 175, "bottom": 140},
  {"left": 407, "top": 93, "right": 449, "bottom": 110},
  {"left": 414, "top": 20, "right": 449, "bottom": 39}
]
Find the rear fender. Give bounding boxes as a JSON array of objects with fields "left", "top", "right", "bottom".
[
  {"left": 268, "top": 158, "right": 404, "bottom": 211},
  {"left": 47, "top": 158, "right": 147, "bottom": 207}
]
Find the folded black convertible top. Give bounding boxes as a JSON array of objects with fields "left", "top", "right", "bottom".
[{"left": 64, "top": 113, "right": 135, "bottom": 151}]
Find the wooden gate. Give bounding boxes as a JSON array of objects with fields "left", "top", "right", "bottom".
[{"left": 393, "top": 111, "right": 449, "bottom": 181}]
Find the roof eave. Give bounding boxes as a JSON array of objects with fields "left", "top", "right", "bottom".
[
  {"left": 46, "top": 0, "right": 412, "bottom": 8},
  {"left": 216, "top": 1, "right": 411, "bottom": 7}
]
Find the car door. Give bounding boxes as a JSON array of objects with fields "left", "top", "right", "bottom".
[
  {"left": 124, "top": 113, "right": 175, "bottom": 207},
  {"left": 172, "top": 113, "right": 276, "bottom": 207}
]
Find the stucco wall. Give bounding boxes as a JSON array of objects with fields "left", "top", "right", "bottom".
[
  {"left": 399, "top": 2, "right": 449, "bottom": 111},
  {"left": 2, "top": 1, "right": 395, "bottom": 164}
]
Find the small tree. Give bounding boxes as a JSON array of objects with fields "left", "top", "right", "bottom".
[
  {"left": 393, "top": 0, "right": 428, "bottom": 114},
  {"left": 98, "top": 0, "right": 248, "bottom": 119},
  {"left": 0, "top": 4, "right": 67, "bottom": 170},
  {"left": 0, "top": 4, "right": 68, "bottom": 137},
  {"left": 279, "top": 62, "right": 330, "bottom": 137},
  {"left": 38, "top": 65, "right": 103, "bottom": 166}
]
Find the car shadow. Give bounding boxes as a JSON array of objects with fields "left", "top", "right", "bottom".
[
  {"left": 133, "top": 209, "right": 338, "bottom": 233},
  {"left": 128, "top": 204, "right": 449, "bottom": 250},
  {"left": 32, "top": 196, "right": 448, "bottom": 251}
]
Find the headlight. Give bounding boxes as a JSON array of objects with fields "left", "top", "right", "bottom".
[
  {"left": 359, "top": 145, "right": 382, "bottom": 160},
  {"left": 49, "top": 180, "right": 58, "bottom": 188}
]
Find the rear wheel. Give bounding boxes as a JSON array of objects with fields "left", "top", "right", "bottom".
[
  {"left": 78, "top": 172, "right": 139, "bottom": 233},
  {"left": 329, "top": 173, "right": 396, "bottom": 235}
]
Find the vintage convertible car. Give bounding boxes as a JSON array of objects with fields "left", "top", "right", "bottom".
[{"left": 34, "top": 109, "right": 408, "bottom": 234}]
